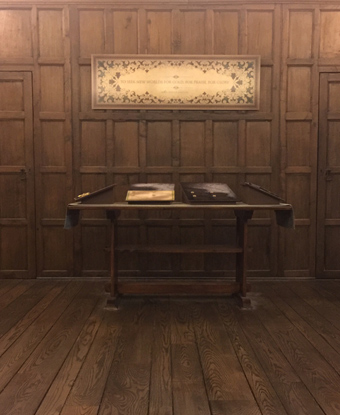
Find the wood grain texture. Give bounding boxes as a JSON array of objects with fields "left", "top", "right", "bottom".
[
  {"left": 252, "top": 282, "right": 340, "bottom": 415},
  {"left": 1, "top": 280, "right": 340, "bottom": 414},
  {"left": 216, "top": 300, "right": 288, "bottom": 415},
  {"left": 149, "top": 299, "right": 172, "bottom": 415},
  {"left": 0, "top": 282, "right": 64, "bottom": 356},
  {"left": 60, "top": 302, "right": 123, "bottom": 415},
  {"left": 0, "top": 280, "right": 35, "bottom": 313},
  {"left": 192, "top": 302, "right": 261, "bottom": 414},
  {"left": 36, "top": 296, "right": 106, "bottom": 415},
  {"left": 98, "top": 300, "right": 155, "bottom": 415},
  {"left": 0, "top": 282, "right": 99, "bottom": 415},
  {"left": 0, "top": 282, "right": 83, "bottom": 392},
  {"left": 223, "top": 294, "right": 324, "bottom": 415}
]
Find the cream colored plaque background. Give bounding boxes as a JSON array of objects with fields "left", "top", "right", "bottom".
[{"left": 92, "top": 55, "right": 261, "bottom": 110}]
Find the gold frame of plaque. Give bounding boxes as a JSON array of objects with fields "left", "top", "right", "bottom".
[{"left": 91, "top": 55, "right": 261, "bottom": 110}]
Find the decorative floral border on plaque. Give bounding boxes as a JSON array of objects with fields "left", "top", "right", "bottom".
[{"left": 91, "top": 55, "right": 261, "bottom": 110}]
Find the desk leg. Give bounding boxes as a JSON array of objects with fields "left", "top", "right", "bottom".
[
  {"left": 106, "top": 211, "right": 120, "bottom": 308},
  {"left": 235, "top": 210, "right": 253, "bottom": 307}
]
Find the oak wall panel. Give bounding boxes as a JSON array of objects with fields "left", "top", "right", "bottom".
[
  {"left": 288, "top": 11, "right": 313, "bottom": 59},
  {"left": 287, "top": 67, "right": 312, "bottom": 112},
  {"left": 325, "top": 176, "right": 340, "bottom": 219},
  {"left": 213, "top": 10, "right": 240, "bottom": 55},
  {"left": 41, "top": 174, "right": 67, "bottom": 218},
  {"left": 114, "top": 122, "right": 139, "bottom": 167},
  {"left": 146, "top": 173, "right": 173, "bottom": 184},
  {"left": 79, "top": 10, "right": 105, "bottom": 56},
  {"left": 212, "top": 122, "right": 238, "bottom": 167},
  {"left": 210, "top": 225, "right": 236, "bottom": 271},
  {"left": 320, "top": 11, "right": 340, "bottom": 59},
  {"left": 325, "top": 227, "right": 340, "bottom": 270},
  {"left": 146, "top": 122, "right": 172, "bottom": 166},
  {"left": 180, "top": 122, "right": 205, "bottom": 166},
  {"left": 146, "top": 226, "right": 172, "bottom": 270},
  {"left": 1, "top": 227, "right": 27, "bottom": 270},
  {"left": 260, "top": 66, "right": 273, "bottom": 112},
  {"left": 325, "top": 121, "right": 340, "bottom": 166},
  {"left": 42, "top": 227, "right": 68, "bottom": 271},
  {"left": 246, "top": 10, "right": 274, "bottom": 58},
  {"left": 41, "top": 121, "right": 66, "bottom": 166},
  {"left": 180, "top": 226, "right": 205, "bottom": 270},
  {"left": 146, "top": 10, "right": 172, "bottom": 54},
  {"left": 38, "top": 10, "right": 64, "bottom": 57},
  {"left": 179, "top": 173, "right": 205, "bottom": 185},
  {"left": 0, "top": 175, "right": 26, "bottom": 218},
  {"left": 328, "top": 81, "right": 340, "bottom": 111},
  {"left": 81, "top": 226, "right": 108, "bottom": 271},
  {"left": 79, "top": 66, "right": 92, "bottom": 111},
  {"left": 0, "top": 121, "right": 25, "bottom": 166},
  {"left": 40, "top": 66, "right": 65, "bottom": 112},
  {"left": 0, "top": 81, "right": 25, "bottom": 111},
  {"left": 286, "top": 122, "right": 311, "bottom": 167},
  {"left": 81, "top": 121, "right": 107, "bottom": 166},
  {"left": 177, "top": 10, "right": 207, "bottom": 54},
  {"left": 248, "top": 225, "right": 271, "bottom": 271},
  {"left": 245, "top": 121, "right": 271, "bottom": 167},
  {"left": 116, "top": 225, "right": 139, "bottom": 271},
  {"left": 0, "top": 9, "right": 32, "bottom": 58},
  {"left": 284, "top": 227, "right": 310, "bottom": 271},
  {"left": 113, "top": 10, "right": 139, "bottom": 53}
]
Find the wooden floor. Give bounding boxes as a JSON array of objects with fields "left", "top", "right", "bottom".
[{"left": 1, "top": 280, "right": 340, "bottom": 415}]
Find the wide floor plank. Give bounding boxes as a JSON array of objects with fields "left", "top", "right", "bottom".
[
  {"left": 252, "top": 282, "right": 340, "bottom": 415},
  {"left": 0, "top": 280, "right": 340, "bottom": 415}
]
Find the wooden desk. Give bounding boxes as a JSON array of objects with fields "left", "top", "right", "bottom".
[{"left": 66, "top": 201, "right": 294, "bottom": 307}]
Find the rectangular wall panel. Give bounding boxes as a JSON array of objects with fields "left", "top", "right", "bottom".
[
  {"left": 288, "top": 11, "right": 313, "bottom": 59},
  {"left": 41, "top": 121, "right": 66, "bottom": 166},
  {"left": 212, "top": 122, "right": 238, "bottom": 167},
  {"left": 247, "top": 10, "right": 274, "bottom": 59},
  {"left": 113, "top": 10, "right": 138, "bottom": 53},
  {"left": 177, "top": 10, "right": 207, "bottom": 54},
  {"left": 286, "top": 122, "right": 311, "bottom": 167},
  {"left": 287, "top": 67, "right": 312, "bottom": 113},
  {"left": 0, "top": 9, "right": 32, "bottom": 58},
  {"left": 180, "top": 122, "right": 205, "bottom": 167},
  {"left": 40, "top": 66, "right": 65, "bottom": 112},
  {"left": 38, "top": 10, "right": 64, "bottom": 58},
  {"left": 320, "top": 11, "right": 340, "bottom": 59},
  {"left": 213, "top": 11, "right": 240, "bottom": 55},
  {"left": 146, "top": 10, "right": 172, "bottom": 54},
  {"left": 79, "top": 10, "right": 105, "bottom": 57}
]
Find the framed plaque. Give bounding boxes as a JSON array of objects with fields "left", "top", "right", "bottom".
[{"left": 91, "top": 55, "right": 261, "bottom": 110}]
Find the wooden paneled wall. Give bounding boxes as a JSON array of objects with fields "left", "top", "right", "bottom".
[{"left": 1, "top": 1, "right": 340, "bottom": 280}]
